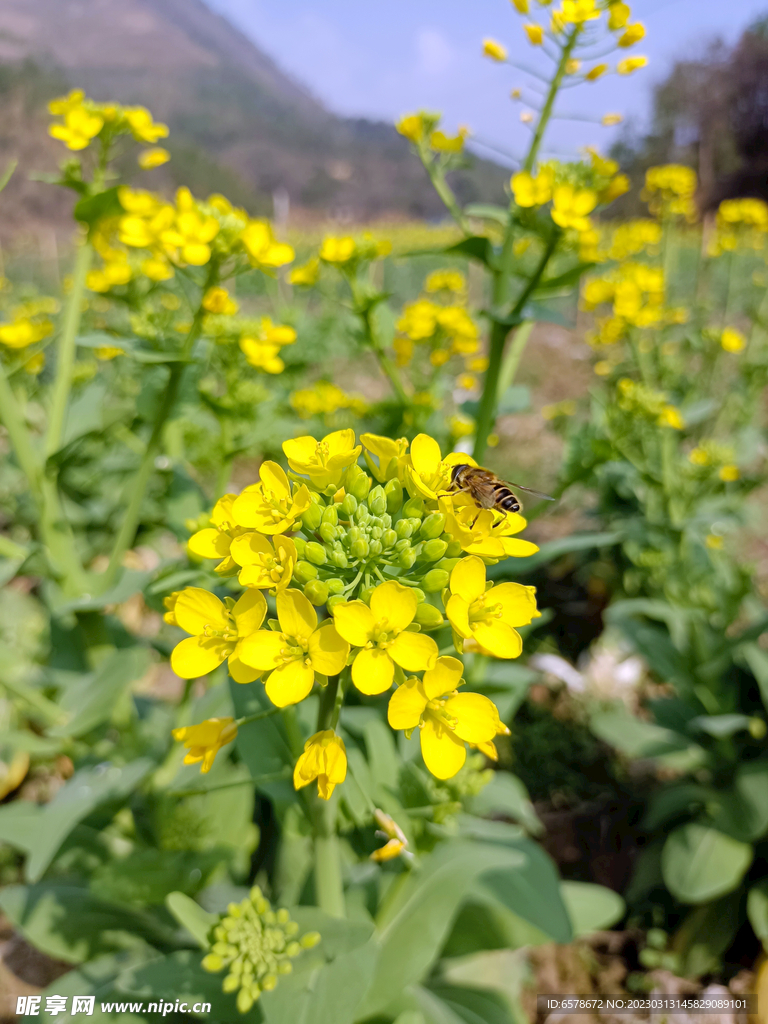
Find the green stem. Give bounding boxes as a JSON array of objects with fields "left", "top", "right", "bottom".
[
  {"left": 214, "top": 416, "right": 232, "bottom": 499},
  {"left": 473, "top": 235, "right": 558, "bottom": 462},
  {"left": 351, "top": 276, "right": 409, "bottom": 405},
  {"left": 101, "top": 266, "right": 217, "bottom": 589},
  {"left": 524, "top": 28, "right": 580, "bottom": 173},
  {"left": 497, "top": 320, "right": 535, "bottom": 398},
  {"left": 170, "top": 769, "right": 291, "bottom": 800},
  {"left": 45, "top": 240, "right": 92, "bottom": 457},
  {"left": 237, "top": 706, "right": 281, "bottom": 728},
  {"left": 421, "top": 157, "right": 471, "bottom": 233},
  {"left": 311, "top": 673, "right": 346, "bottom": 917}
]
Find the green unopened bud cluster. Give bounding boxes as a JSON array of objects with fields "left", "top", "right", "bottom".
[
  {"left": 201, "top": 886, "right": 320, "bottom": 1013},
  {"left": 291, "top": 464, "right": 462, "bottom": 618}
]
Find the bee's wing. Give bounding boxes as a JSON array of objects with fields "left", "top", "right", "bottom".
[{"left": 507, "top": 481, "right": 556, "bottom": 501}]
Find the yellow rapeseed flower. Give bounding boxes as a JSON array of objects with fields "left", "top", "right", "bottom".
[
  {"left": 719, "top": 464, "right": 739, "bottom": 482},
  {"left": 560, "top": 0, "right": 600, "bottom": 23},
  {"left": 511, "top": 168, "right": 554, "bottom": 207},
  {"left": 49, "top": 105, "right": 104, "bottom": 151},
  {"left": 188, "top": 493, "right": 244, "bottom": 574},
  {"left": 483, "top": 38, "right": 508, "bottom": 61},
  {"left": 551, "top": 185, "right": 598, "bottom": 231},
  {"left": 370, "top": 809, "right": 409, "bottom": 862},
  {"left": 332, "top": 580, "right": 438, "bottom": 695},
  {"left": 202, "top": 286, "right": 238, "bottom": 316},
  {"left": 658, "top": 406, "right": 684, "bottom": 430},
  {"left": 240, "top": 221, "right": 295, "bottom": 269},
  {"left": 405, "top": 432, "right": 469, "bottom": 502},
  {"left": 441, "top": 504, "right": 539, "bottom": 560},
  {"left": 511, "top": 0, "right": 530, "bottom": 11},
  {"left": 425, "top": 269, "right": 466, "bottom": 294},
  {"left": 618, "top": 56, "right": 648, "bottom": 74},
  {"left": 387, "top": 656, "right": 509, "bottom": 779},
  {"left": 138, "top": 147, "right": 170, "bottom": 169},
  {"left": 446, "top": 556, "right": 538, "bottom": 658},
  {"left": 396, "top": 113, "right": 426, "bottom": 143},
  {"left": 283, "top": 429, "right": 362, "bottom": 490},
  {"left": 293, "top": 731, "right": 347, "bottom": 800},
  {"left": 170, "top": 587, "right": 267, "bottom": 683},
  {"left": 172, "top": 718, "right": 238, "bottom": 774},
  {"left": 619, "top": 23, "right": 645, "bottom": 46},
  {"left": 0, "top": 317, "right": 53, "bottom": 349},
  {"left": 585, "top": 63, "right": 609, "bottom": 81},
  {"left": 232, "top": 462, "right": 312, "bottom": 535},
  {"left": 721, "top": 327, "right": 746, "bottom": 353},
  {"left": 608, "top": 2, "right": 631, "bottom": 29},
  {"left": 689, "top": 448, "right": 710, "bottom": 466},
  {"left": 430, "top": 128, "right": 469, "bottom": 153},
  {"left": 319, "top": 236, "right": 357, "bottom": 264},
  {"left": 289, "top": 258, "right": 320, "bottom": 287},
  {"left": 24, "top": 352, "right": 45, "bottom": 375},
  {"left": 239, "top": 590, "right": 349, "bottom": 707},
  {"left": 523, "top": 24, "right": 544, "bottom": 44},
  {"left": 230, "top": 533, "right": 297, "bottom": 591},
  {"left": 602, "top": 114, "right": 623, "bottom": 126},
  {"left": 124, "top": 107, "right": 169, "bottom": 143},
  {"left": 95, "top": 345, "right": 124, "bottom": 360},
  {"left": 360, "top": 433, "right": 409, "bottom": 483}
]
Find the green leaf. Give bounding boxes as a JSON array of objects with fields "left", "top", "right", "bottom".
[
  {"left": 661, "top": 823, "right": 753, "bottom": 904},
  {"left": 561, "top": 882, "right": 625, "bottom": 936},
  {"left": 424, "top": 984, "right": 517, "bottom": 1024},
  {"left": 590, "top": 707, "right": 691, "bottom": 759},
  {"left": 747, "top": 879, "right": 768, "bottom": 948},
  {"left": 642, "top": 783, "right": 709, "bottom": 830},
  {"left": 51, "top": 647, "right": 152, "bottom": 737},
  {"left": 74, "top": 186, "right": 123, "bottom": 227},
  {"left": 536, "top": 262, "right": 595, "bottom": 291},
  {"left": 469, "top": 772, "right": 542, "bottom": 835},
  {"left": 444, "top": 236, "right": 497, "bottom": 268},
  {"left": 0, "top": 758, "right": 154, "bottom": 881},
  {"left": 166, "top": 892, "right": 217, "bottom": 949},
  {"left": 710, "top": 761, "right": 768, "bottom": 842},
  {"left": 363, "top": 718, "right": 400, "bottom": 793},
  {"left": 741, "top": 643, "right": 768, "bottom": 710},
  {"left": 360, "top": 843, "right": 527, "bottom": 1018},
  {"left": 464, "top": 203, "right": 510, "bottom": 226},
  {"left": 41, "top": 949, "right": 165, "bottom": 1024},
  {"left": 53, "top": 569, "right": 155, "bottom": 615},
  {"left": 487, "top": 531, "right": 623, "bottom": 578},
  {"left": 672, "top": 894, "right": 742, "bottom": 977},
  {"left": 0, "top": 884, "right": 176, "bottom": 964},
  {"left": 688, "top": 714, "right": 753, "bottom": 737}
]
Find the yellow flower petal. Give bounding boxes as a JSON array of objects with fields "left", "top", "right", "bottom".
[
  {"left": 422, "top": 656, "right": 464, "bottom": 700},
  {"left": 265, "top": 659, "right": 315, "bottom": 707},
  {"left": 388, "top": 631, "right": 438, "bottom": 672},
  {"left": 420, "top": 718, "right": 467, "bottom": 779},
  {"left": 227, "top": 650, "right": 262, "bottom": 684},
  {"left": 351, "top": 647, "right": 395, "bottom": 695},
  {"left": 450, "top": 556, "right": 487, "bottom": 602},
  {"left": 238, "top": 629, "right": 286, "bottom": 670},
  {"left": 283, "top": 436, "right": 319, "bottom": 464},
  {"left": 472, "top": 621, "right": 522, "bottom": 659},
  {"left": 446, "top": 692, "right": 502, "bottom": 744},
  {"left": 229, "top": 532, "right": 273, "bottom": 566},
  {"left": 388, "top": 676, "right": 429, "bottom": 731},
  {"left": 410, "top": 433, "right": 442, "bottom": 480},
  {"left": 174, "top": 588, "right": 228, "bottom": 635},
  {"left": 171, "top": 635, "right": 231, "bottom": 679},
  {"left": 369, "top": 580, "right": 417, "bottom": 633},
  {"left": 308, "top": 624, "right": 349, "bottom": 675},
  {"left": 259, "top": 461, "right": 291, "bottom": 498},
  {"left": 332, "top": 600, "right": 375, "bottom": 646},
  {"left": 232, "top": 589, "right": 268, "bottom": 636},
  {"left": 188, "top": 528, "right": 232, "bottom": 559},
  {"left": 491, "top": 582, "right": 539, "bottom": 626},
  {"left": 445, "top": 595, "right": 472, "bottom": 638},
  {"left": 277, "top": 589, "right": 318, "bottom": 641}
]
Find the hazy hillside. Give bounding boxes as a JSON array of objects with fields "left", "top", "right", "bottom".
[{"left": 0, "top": 0, "right": 507, "bottom": 242}]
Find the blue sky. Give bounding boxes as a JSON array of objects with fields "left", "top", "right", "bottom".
[{"left": 205, "top": 0, "right": 768, "bottom": 164}]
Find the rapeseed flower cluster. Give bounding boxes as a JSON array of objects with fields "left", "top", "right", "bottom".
[
  {"left": 48, "top": 89, "right": 168, "bottom": 153},
  {"left": 642, "top": 165, "right": 698, "bottom": 221},
  {"left": 616, "top": 378, "right": 684, "bottom": 430},
  {"left": 396, "top": 112, "right": 470, "bottom": 157},
  {"left": 709, "top": 197, "right": 768, "bottom": 255},
  {"left": 170, "top": 430, "right": 541, "bottom": 787},
  {"left": 289, "top": 381, "right": 368, "bottom": 422},
  {"left": 394, "top": 271, "right": 480, "bottom": 372}
]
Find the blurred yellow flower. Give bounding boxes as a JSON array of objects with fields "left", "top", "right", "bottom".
[
  {"left": 396, "top": 113, "right": 426, "bottom": 143},
  {"left": 560, "top": 0, "right": 600, "bottom": 23},
  {"left": 705, "top": 534, "right": 724, "bottom": 550},
  {"left": 95, "top": 345, "right": 124, "bottom": 360},
  {"left": 138, "top": 147, "right": 170, "bottom": 169},
  {"left": 719, "top": 464, "right": 740, "bottom": 482},
  {"left": 618, "top": 56, "right": 648, "bottom": 74},
  {"left": 332, "top": 580, "right": 438, "bottom": 695},
  {"left": 585, "top": 63, "right": 608, "bottom": 81},
  {"left": 483, "top": 38, "right": 508, "bottom": 61},
  {"left": 608, "top": 2, "right": 631, "bottom": 29},
  {"left": 689, "top": 448, "right": 710, "bottom": 466},
  {"left": 602, "top": 114, "right": 623, "bottom": 126},
  {"left": 658, "top": 406, "right": 684, "bottom": 430},
  {"left": 619, "top": 22, "right": 645, "bottom": 46},
  {"left": 551, "top": 184, "right": 598, "bottom": 231},
  {"left": 511, "top": 168, "right": 554, "bottom": 207},
  {"left": 49, "top": 105, "right": 104, "bottom": 151},
  {"left": 721, "top": 327, "right": 746, "bottom": 353},
  {"left": 0, "top": 316, "right": 53, "bottom": 349},
  {"left": 239, "top": 589, "right": 349, "bottom": 707},
  {"left": 202, "top": 286, "right": 238, "bottom": 316},
  {"left": 524, "top": 24, "right": 544, "bottom": 44},
  {"left": 172, "top": 718, "right": 238, "bottom": 774},
  {"left": 124, "top": 106, "right": 169, "bottom": 143},
  {"left": 240, "top": 220, "right": 294, "bottom": 269},
  {"left": 425, "top": 269, "right": 466, "bottom": 294},
  {"left": 320, "top": 236, "right": 357, "bottom": 263},
  {"left": 289, "top": 258, "right": 320, "bottom": 286},
  {"left": 293, "top": 731, "right": 347, "bottom": 800},
  {"left": 431, "top": 128, "right": 469, "bottom": 153},
  {"left": 511, "top": 0, "right": 530, "bottom": 11}
]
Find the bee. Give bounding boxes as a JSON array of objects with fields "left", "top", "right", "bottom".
[{"left": 447, "top": 464, "right": 554, "bottom": 516}]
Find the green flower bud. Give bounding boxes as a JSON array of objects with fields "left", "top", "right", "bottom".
[
  {"left": 368, "top": 484, "right": 387, "bottom": 516},
  {"left": 407, "top": 517, "right": 422, "bottom": 533},
  {"left": 237, "top": 990, "right": 255, "bottom": 1013},
  {"left": 341, "top": 493, "right": 358, "bottom": 517},
  {"left": 301, "top": 932, "right": 322, "bottom": 949},
  {"left": 354, "top": 505, "right": 370, "bottom": 525},
  {"left": 385, "top": 477, "right": 404, "bottom": 514},
  {"left": 330, "top": 550, "right": 349, "bottom": 569},
  {"left": 351, "top": 538, "right": 369, "bottom": 559},
  {"left": 223, "top": 974, "right": 239, "bottom": 993},
  {"left": 749, "top": 717, "right": 767, "bottom": 739},
  {"left": 327, "top": 595, "right": 347, "bottom": 612},
  {"left": 347, "top": 465, "right": 372, "bottom": 500},
  {"left": 370, "top": 526, "right": 383, "bottom": 540},
  {"left": 202, "top": 954, "right": 224, "bottom": 972},
  {"left": 380, "top": 512, "right": 392, "bottom": 529},
  {"left": 327, "top": 578, "right": 344, "bottom": 595},
  {"left": 293, "top": 537, "right": 307, "bottom": 558},
  {"left": 412, "top": 588, "right": 426, "bottom": 603},
  {"left": 395, "top": 538, "right": 412, "bottom": 553},
  {"left": 445, "top": 540, "right": 463, "bottom": 558},
  {"left": 382, "top": 529, "right": 398, "bottom": 549},
  {"left": 436, "top": 557, "right": 462, "bottom": 572},
  {"left": 301, "top": 503, "right": 323, "bottom": 531},
  {"left": 421, "top": 539, "right": 448, "bottom": 562},
  {"left": 304, "top": 580, "right": 330, "bottom": 606},
  {"left": 360, "top": 586, "right": 375, "bottom": 605},
  {"left": 322, "top": 504, "right": 339, "bottom": 526},
  {"left": 369, "top": 539, "right": 383, "bottom": 556},
  {"left": 319, "top": 522, "right": 336, "bottom": 545},
  {"left": 348, "top": 526, "right": 362, "bottom": 544},
  {"left": 420, "top": 513, "right": 446, "bottom": 539},
  {"left": 415, "top": 603, "right": 445, "bottom": 628},
  {"left": 422, "top": 568, "right": 450, "bottom": 592},
  {"left": 397, "top": 547, "right": 417, "bottom": 569},
  {"left": 305, "top": 542, "right": 327, "bottom": 565},
  {"left": 295, "top": 560, "right": 319, "bottom": 583},
  {"left": 395, "top": 519, "right": 413, "bottom": 540},
  {"left": 403, "top": 496, "right": 425, "bottom": 519}
]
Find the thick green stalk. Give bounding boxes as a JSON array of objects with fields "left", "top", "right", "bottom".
[
  {"left": 422, "top": 159, "right": 471, "bottom": 234},
  {"left": 101, "top": 271, "right": 216, "bottom": 589},
  {"left": 45, "top": 240, "right": 92, "bottom": 457},
  {"left": 311, "top": 674, "right": 346, "bottom": 918},
  {"left": 524, "top": 27, "right": 580, "bottom": 173},
  {"left": 352, "top": 278, "right": 409, "bottom": 405}
]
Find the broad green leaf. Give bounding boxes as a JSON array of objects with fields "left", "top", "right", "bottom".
[
  {"left": 487, "top": 532, "right": 623, "bottom": 578},
  {"left": 363, "top": 718, "right": 400, "bottom": 793},
  {"left": 444, "top": 235, "right": 497, "bottom": 268},
  {"left": 688, "top": 714, "right": 753, "bottom": 737},
  {"left": 536, "top": 262, "right": 596, "bottom": 291},
  {"left": 51, "top": 647, "right": 152, "bottom": 737},
  {"left": 0, "top": 884, "right": 176, "bottom": 964},
  {"left": 41, "top": 949, "right": 164, "bottom": 1024},
  {"left": 672, "top": 894, "right": 741, "bottom": 977},
  {"left": 661, "top": 823, "right": 752, "bottom": 904},
  {"left": 464, "top": 203, "right": 510, "bottom": 225},
  {"left": 74, "top": 186, "right": 123, "bottom": 227},
  {"left": 361, "top": 842, "right": 529, "bottom": 1018},
  {"left": 425, "top": 984, "right": 517, "bottom": 1024},
  {"left": 642, "top": 783, "right": 708, "bottom": 830},
  {"left": 741, "top": 643, "right": 768, "bottom": 710},
  {"left": 53, "top": 569, "right": 155, "bottom": 615},
  {"left": 469, "top": 772, "right": 542, "bottom": 835},
  {"left": 561, "top": 881, "right": 625, "bottom": 936},
  {"left": 590, "top": 707, "right": 691, "bottom": 759},
  {"left": 710, "top": 761, "right": 768, "bottom": 842},
  {"left": 747, "top": 879, "right": 768, "bottom": 948},
  {"left": 165, "top": 892, "right": 217, "bottom": 949}
]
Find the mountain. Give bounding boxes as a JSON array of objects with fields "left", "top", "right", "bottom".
[{"left": 0, "top": 0, "right": 507, "bottom": 241}]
